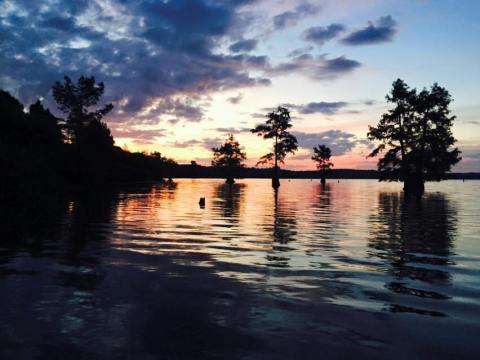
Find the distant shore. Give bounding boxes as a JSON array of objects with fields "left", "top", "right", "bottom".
[{"left": 167, "top": 165, "right": 480, "bottom": 180}]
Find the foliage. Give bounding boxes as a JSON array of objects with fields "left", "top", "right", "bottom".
[
  {"left": 1, "top": 78, "right": 177, "bottom": 194},
  {"left": 251, "top": 106, "right": 298, "bottom": 167},
  {"left": 367, "top": 79, "right": 461, "bottom": 192},
  {"left": 312, "top": 145, "right": 333, "bottom": 173},
  {"left": 52, "top": 76, "right": 113, "bottom": 145},
  {"left": 211, "top": 134, "right": 246, "bottom": 168},
  {"left": 212, "top": 134, "right": 246, "bottom": 183},
  {"left": 0, "top": 90, "right": 26, "bottom": 144},
  {"left": 0, "top": 90, "right": 65, "bottom": 198},
  {"left": 29, "top": 101, "right": 64, "bottom": 147}
]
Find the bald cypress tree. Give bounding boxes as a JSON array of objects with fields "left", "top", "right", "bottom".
[
  {"left": 368, "top": 79, "right": 461, "bottom": 194},
  {"left": 251, "top": 106, "right": 298, "bottom": 188},
  {"left": 312, "top": 145, "right": 333, "bottom": 184},
  {"left": 212, "top": 134, "right": 246, "bottom": 184}
]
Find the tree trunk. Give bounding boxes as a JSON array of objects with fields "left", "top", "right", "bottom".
[
  {"left": 320, "top": 169, "right": 326, "bottom": 184},
  {"left": 404, "top": 175, "right": 424, "bottom": 195},
  {"left": 272, "top": 135, "right": 280, "bottom": 188},
  {"left": 272, "top": 174, "right": 280, "bottom": 189},
  {"left": 225, "top": 166, "right": 235, "bottom": 185},
  {"left": 398, "top": 113, "right": 408, "bottom": 185}
]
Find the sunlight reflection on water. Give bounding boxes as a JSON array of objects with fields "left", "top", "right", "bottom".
[{"left": 0, "top": 179, "right": 479, "bottom": 359}]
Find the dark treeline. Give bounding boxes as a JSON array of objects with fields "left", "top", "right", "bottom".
[
  {"left": 167, "top": 165, "right": 478, "bottom": 180},
  {"left": 0, "top": 77, "right": 177, "bottom": 199},
  {"left": 170, "top": 165, "right": 379, "bottom": 179}
]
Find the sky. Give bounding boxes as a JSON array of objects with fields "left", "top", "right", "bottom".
[{"left": 1, "top": 0, "right": 479, "bottom": 171}]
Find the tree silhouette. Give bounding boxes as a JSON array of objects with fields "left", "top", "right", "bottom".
[
  {"left": 78, "top": 118, "right": 114, "bottom": 151},
  {"left": 0, "top": 85, "right": 180, "bottom": 192},
  {"left": 367, "top": 79, "right": 461, "bottom": 194},
  {"left": 0, "top": 90, "right": 67, "bottom": 197},
  {"left": 211, "top": 134, "right": 246, "bottom": 184},
  {"left": 52, "top": 76, "right": 113, "bottom": 146},
  {"left": 28, "top": 101, "right": 64, "bottom": 147},
  {"left": 312, "top": 144, "right": 333, "bottom": 184},
  {"left": 0, "top": 90, "right": 26, "bottom": 144},
  {"left": 251, "top": 106, "right": 298, "bottom": 188}
]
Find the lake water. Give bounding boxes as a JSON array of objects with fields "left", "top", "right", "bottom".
[{"left": 0, "top": 179, "right": 479, "bottom": 359}]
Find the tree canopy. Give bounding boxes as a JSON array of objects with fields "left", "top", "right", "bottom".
[
  {"left": 52, "top": 76, "right": 113, "bottom": 145},
  {"left": 212, "top": 134, "right": 246, "bottom": 183},
  {"left": 367, "top": 79, "right": 461, "bottom": 193},
  {"left": 1, "top": 78, "right": 177, "bottom": 194},
  {"left": 251, "top": 106, "right": 298, "bottom": 187},
  {"left": 312, "top": 144, "right": 333, "bottom": 183}
]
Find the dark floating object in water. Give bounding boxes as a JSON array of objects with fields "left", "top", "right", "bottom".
[{"left": 199, "top": 197, "right": 205, "bottom": 208}]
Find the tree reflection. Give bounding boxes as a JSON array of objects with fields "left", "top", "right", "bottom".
[
  {"left": 213, "top": 183, "right": 245, "bottom": 222},
  {"left": 368, "top": 192, "right": 457, "bottom": 315},
  {"left": 57, "top": 189, "right": 122, "bottom": 292},
  {"left": 265, "top": 189, "right": 298, "bottom": 267},
  {"left": 312, "top": 183, "right": 333, "bottom": 227},
  {"left": 309, "top": 183, "right": 342, "bottom": 250},
  {"left": 0, "top": 194, "right": 68, "bottom": 275}
]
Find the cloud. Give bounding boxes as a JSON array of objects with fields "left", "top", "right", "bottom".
[
  {"left": 110, "top": 127, "right": 167, "bottom": 145},
  {"left": 287, "top": 46, "right": 314, "bottom": 57},
  {"left": 303, "top": 24, "right": 345, "bottom": 46},
  {"left": 292, "top": 130, "right": 372, "bottom": 156},
  {"left": 125, "top": 97, "right": 205, "bottom": 124},
  {"left": 453, "top": 146, "right": 480, "bottom": 172},
  {"left": 289, "top": 101, "right": 349, "bottom": 115},
  {"left": 273, "top": 1, "right": 320, "bottom": 30},
  {"left": 270, "top": 54, "right": 361, "bottom": 79},
  {"left": 342, "top": 15, "right": 397, "bottom": 45},
  {"left": 0, "top": 0, "right": 269, "bottom": 124},
  {"left": 464, "top": 120, "right": 480, "bottom": 126},
  {"left": 251, "top": 112, "right": 266, "bottom": 118},
  {"left": 214, "top": 127, "right": 251, "bottom": 134},
  {"left": 227, "top": 93, "right": 243, "bottom": 104},
  {"left": 323, "top": 56, "right": 361, "bottom": 74},
  {"left": 172, "top": 137, "right": 223, "bottom": 150},
  {"left": 229, "top": 39, "right": 258, "bottom": 53},
  {"left": 168, "top": 119, "right": 180, "bottom": 125},
  {"left": 0, "top": 0, "right": 363, "bottom": 133}
]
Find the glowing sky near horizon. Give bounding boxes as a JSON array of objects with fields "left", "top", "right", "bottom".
[{"left": 1, "top": 0, "right": 479, "bottom": 171}]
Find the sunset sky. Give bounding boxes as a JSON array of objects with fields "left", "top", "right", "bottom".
[{"left": 1, "top": 0, "right": 479, "bottom": 171}]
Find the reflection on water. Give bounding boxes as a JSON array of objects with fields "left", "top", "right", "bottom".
[
  {"left": 265, "top": 189, "right": 298, "bottom": 268},
  {"left": 213, "top": 183, "right": 245, "bottom": 221},
  {"left": 368, "top": 193, "right": 457, "bottom": 316},
  {"left": 0, "top": 180, "right": 479, "bottom": 359}
]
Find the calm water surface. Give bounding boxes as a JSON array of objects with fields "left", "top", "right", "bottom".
[{"left": 1, "top": 179, "right": 479, "bottom": 359}]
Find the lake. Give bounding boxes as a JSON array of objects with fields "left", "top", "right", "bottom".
[{"left": 0, "top": 179, "right": 479, "bottom": 359}]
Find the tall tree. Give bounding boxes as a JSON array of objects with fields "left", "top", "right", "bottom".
[
  {"left": 52, "top": 75, "right": 113, "bottom": 146},
  {"left": 251, "top": 106, "right": 298, "bottom": 188},
  {"left": 312, "top": 144, "right": 333, "bottom": 184},
  {"left": 367, "top": 79, "right": 461, "bottom": 194},
  {"left": 211, "top": 134, "right": 246, "bottom": 184}
]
